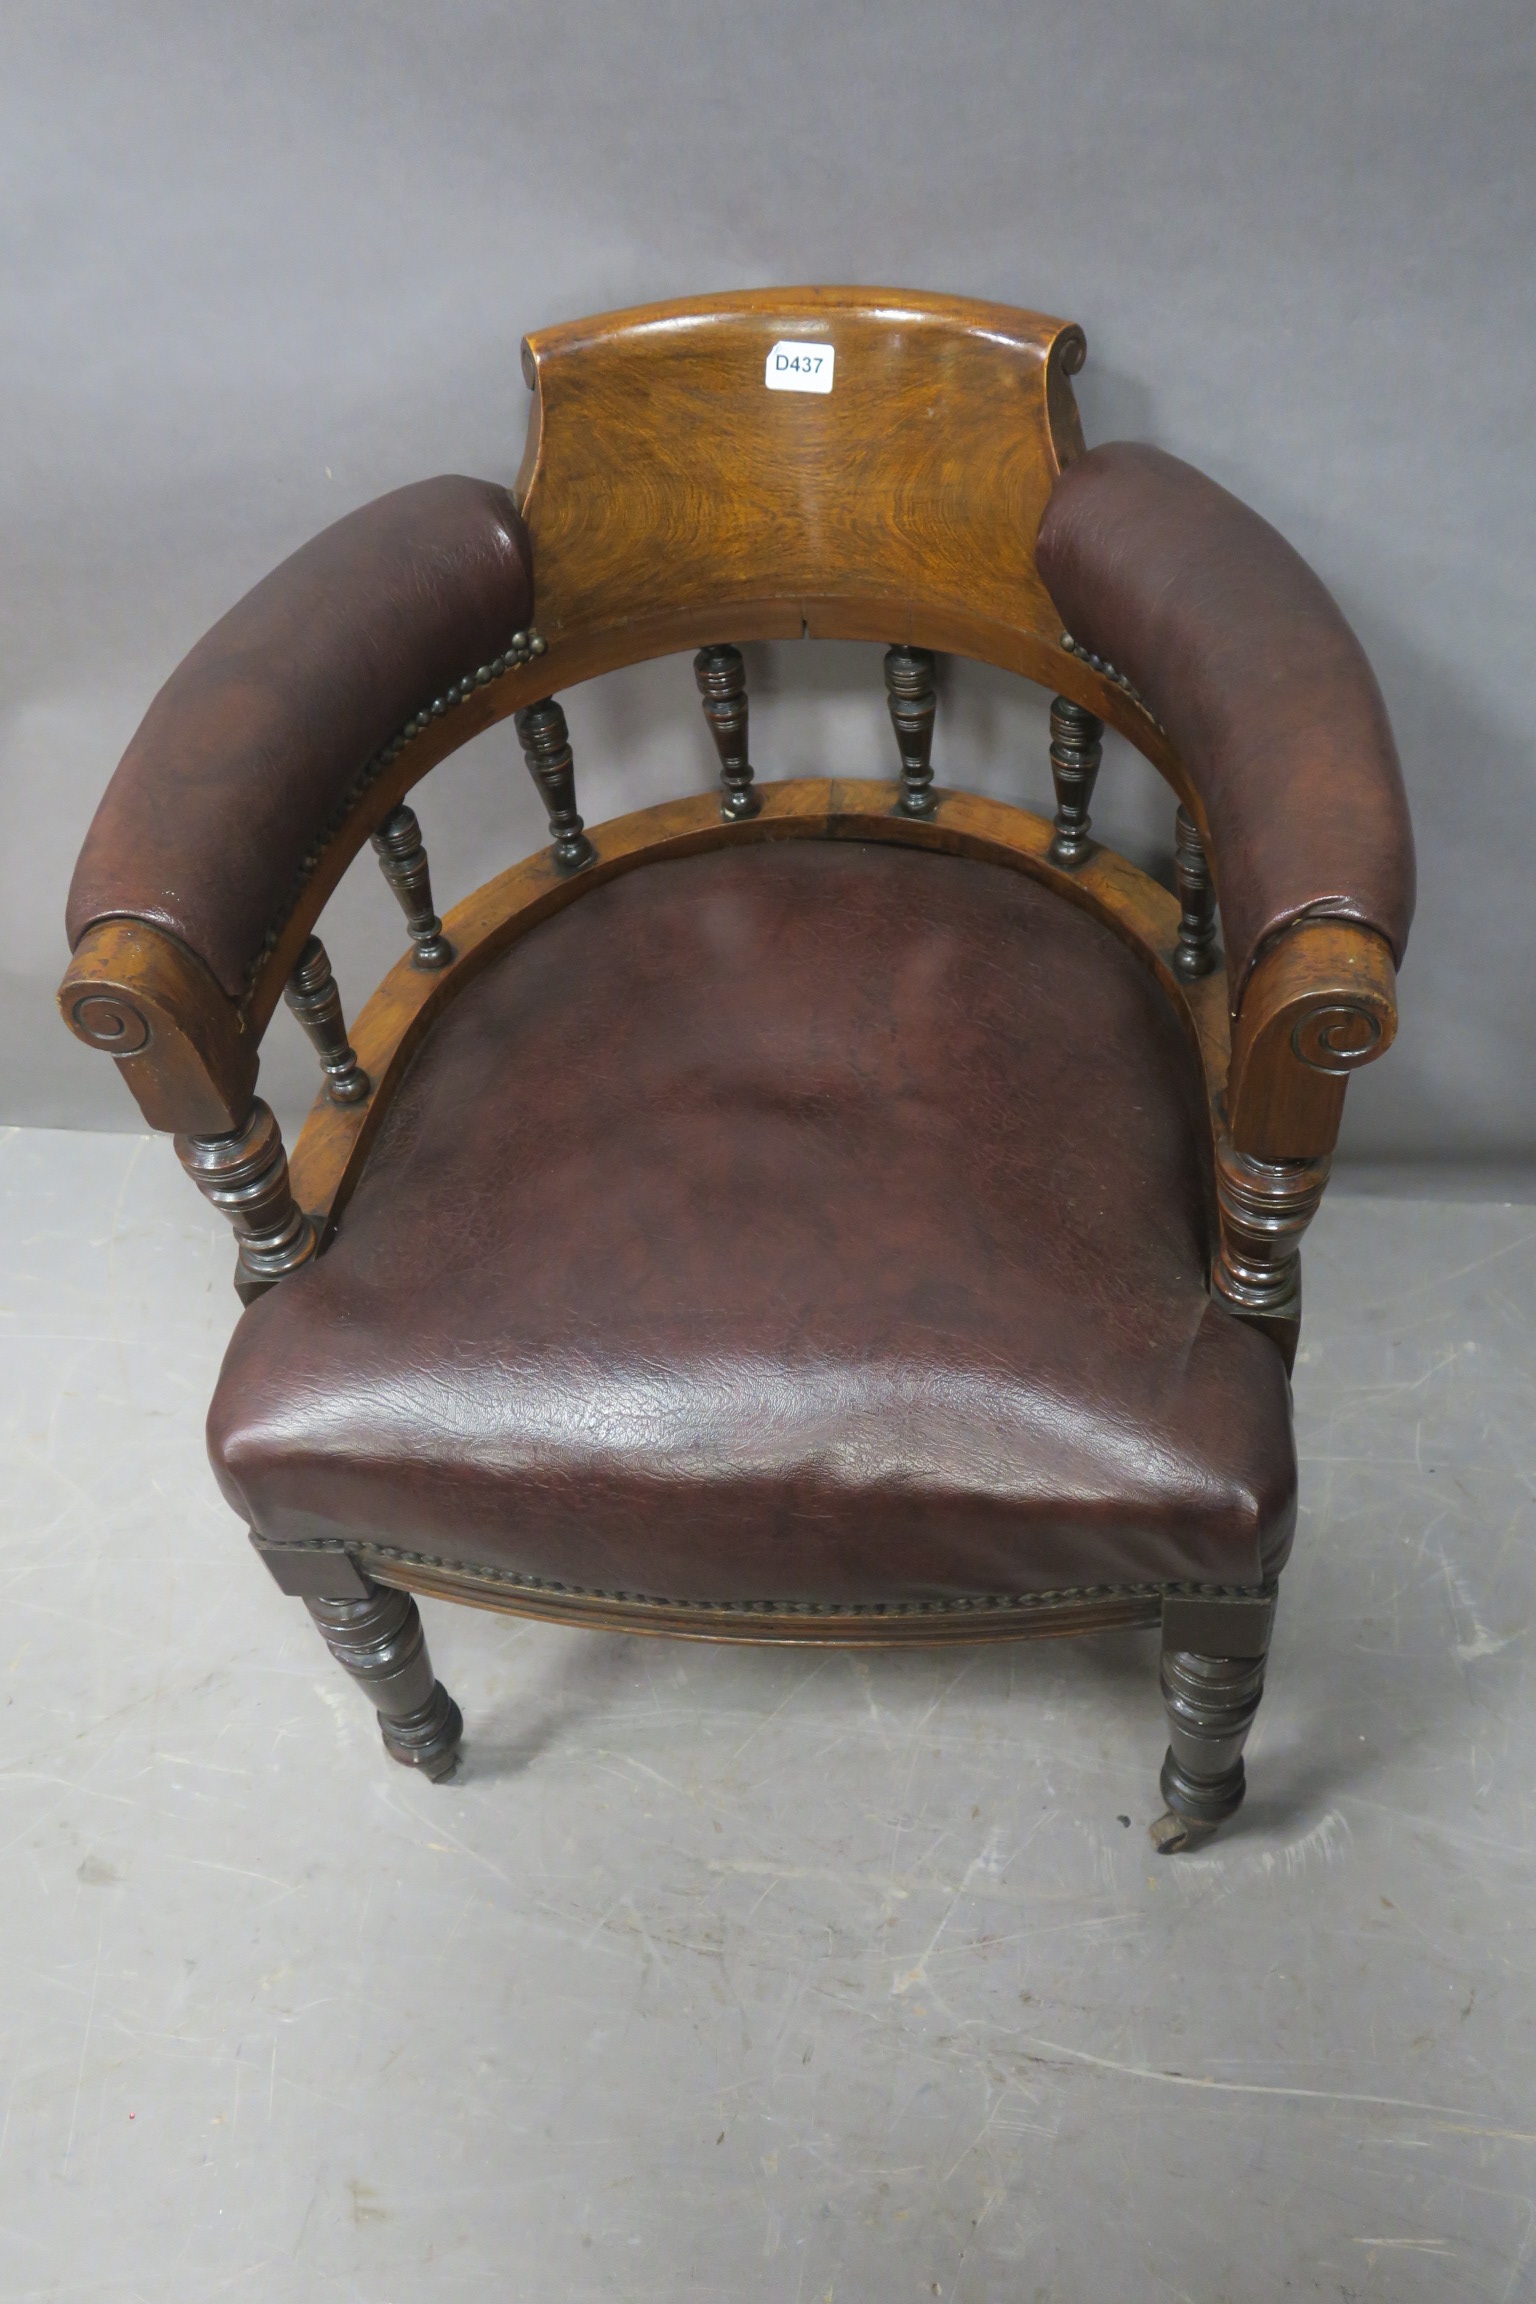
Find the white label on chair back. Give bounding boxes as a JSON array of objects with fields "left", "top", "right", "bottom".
[{"left": 764, "top": 340, "right": 835, "bottom": 394}]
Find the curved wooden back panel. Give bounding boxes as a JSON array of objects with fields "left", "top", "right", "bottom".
[{"left": 515, "top": 288, "right": 1093, "bottom": 686}]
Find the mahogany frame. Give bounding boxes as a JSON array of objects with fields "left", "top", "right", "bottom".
[{"left": 55, "top": 289, "right": 1402, "bottom": 1830}]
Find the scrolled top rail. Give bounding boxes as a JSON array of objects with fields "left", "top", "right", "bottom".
[
  {"left": 513, "top": 286, "right": 1092, "bottom": 674},
  {"left": 1036, "top": 442, "right": 1417, "bottom": 1019}
]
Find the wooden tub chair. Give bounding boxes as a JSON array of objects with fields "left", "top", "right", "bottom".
[{"left": 59, "top": 289, "right": 1415, "bottom": 1849}]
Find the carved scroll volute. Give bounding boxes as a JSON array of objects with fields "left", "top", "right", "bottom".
[
  {"left": 1226, "top": 920, "right": 1398, "bottom": 1160},
  {"left": 58, "top": 919, "right": 257, "bottom": 1135},
  {"left": 1045, "top": 323, "right": 1089, "bottom": 468}
]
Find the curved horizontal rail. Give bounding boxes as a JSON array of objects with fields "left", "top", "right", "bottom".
[
  {"left": 288, "top": 777, "right": 1232, "bottom": 1243},
  {"left": 316, "top": 1538, "right": 1173, "bottom": 1646},
  {"left": 61, "top": 615, "right": 1187, "bottom": 1100}
]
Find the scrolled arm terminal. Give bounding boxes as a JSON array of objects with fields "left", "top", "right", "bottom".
[{"left": 1225, "top": 919, "right": 1399, "bottom": 1159}]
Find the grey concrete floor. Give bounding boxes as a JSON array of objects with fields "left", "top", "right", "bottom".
[{"left": 2, "top": 1125, "right": 1535, "bottom": 2302}]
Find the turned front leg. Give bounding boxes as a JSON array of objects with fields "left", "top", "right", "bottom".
[
  {"left": 306, "top": 1580, "right": 464, "bottom": 1781},
  {"left": 1150, "top": 1590, "right": 1275, "bottom": 1852}
]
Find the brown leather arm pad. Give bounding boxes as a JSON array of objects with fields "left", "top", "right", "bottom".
[
  {"left": 1036, "top": 442, "right": 1416, "bottom": 1010},
  {"left": 66, "top": 476, "right": 534, "bottom": 1003}
]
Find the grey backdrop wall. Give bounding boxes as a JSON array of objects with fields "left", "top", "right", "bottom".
[{"left": 4, "top": 0, "right": 1533, "bottom": 1165}]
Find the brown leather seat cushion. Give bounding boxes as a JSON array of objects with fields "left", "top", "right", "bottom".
[{"left": 209, "top": 840, "right": 1296, "bottom": 1607}]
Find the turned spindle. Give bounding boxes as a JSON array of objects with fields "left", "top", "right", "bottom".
[
  {"left": 372, "top": 803, "right": 452, "bottom": 968},
  {"left": 1174, "top": 805, "right": 1218, "bottom": 979},
  {"left": 694, "top": 644, "right": 760, "bottom": 820},
  {"left": 283, "top": 935, "right": 370, "bottom": 1103},
  {"left": 1212, "top": 1136, "right": 1332, "bottom": 1370},
  {"left": 884, "top": 646, "right": 938, "bottom": 818},
  {"left": 515, "top": 698, "right": 596, "bottom": 873},
  {"left": 1048, "top": 696, "right": 1103, "bottom": 865},
  {"left": 174, "top": 1098, "right": 317, "bottom": 1304}
]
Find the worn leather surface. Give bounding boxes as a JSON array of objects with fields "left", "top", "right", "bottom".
[
  {"left": 66, "top": 477, "right": 534, "bottom": 1000},
  {"left": 1037, "top": 442, "right": 1416, "bottom": 1007},
  {"left": 209, "top": 841, "right": 1296, "bottom": 1605}
]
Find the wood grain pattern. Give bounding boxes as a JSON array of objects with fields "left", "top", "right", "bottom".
[
  {"left": 503, "top": 289, "right": 1183, "bottom": 791},
  {"left": 515, "top": 289, "right": 1084, "bottom": 652},
  {"left": 288, "top": 778, "right": 1233, "bottom": 1243}
]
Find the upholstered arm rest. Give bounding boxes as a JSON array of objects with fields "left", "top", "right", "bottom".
[
  {"left": 1036, "top": 443, "right": 1417, "bottom": 1020},
  {"left": 60, "top": 476, "right": 534, "bottom": 1134},
  {"left": 67, "top": 476, "right": 533, "bottom": 1004}
]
